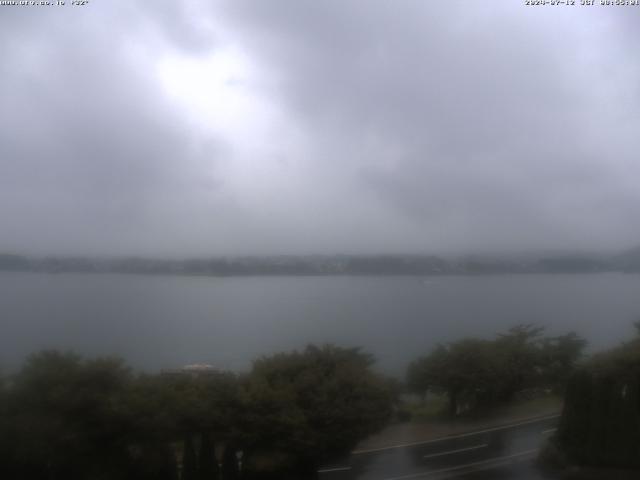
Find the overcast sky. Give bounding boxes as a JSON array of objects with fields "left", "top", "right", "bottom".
[{"left": 1, "top": 1, "right": 639, "bottom": 257}]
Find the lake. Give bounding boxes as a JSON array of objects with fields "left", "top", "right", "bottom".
[{"left": 1, "top": 272, "right": 639, "bottom": 376}]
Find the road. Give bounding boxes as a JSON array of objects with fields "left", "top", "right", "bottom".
[{"left": 318, "top": 415, "right": 560, "bottom": 480}]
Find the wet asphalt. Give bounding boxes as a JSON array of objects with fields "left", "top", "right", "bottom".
[{"left": 318, "top": 415, "right": 560, "bottom": 480}]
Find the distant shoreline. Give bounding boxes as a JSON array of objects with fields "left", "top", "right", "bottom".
[{"left": 2, "top": 252, "right": 640, "bottom": 277}]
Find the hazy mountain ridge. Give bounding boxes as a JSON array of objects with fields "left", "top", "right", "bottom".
[{"left": 1, "top": 249, "right": 639, "bottom": 276}]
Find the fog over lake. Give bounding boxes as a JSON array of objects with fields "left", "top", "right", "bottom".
[{"left": 2, "top": 272, "right": 639, "bottom": 375}]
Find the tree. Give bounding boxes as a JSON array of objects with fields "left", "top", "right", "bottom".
[
  {"left": 1, "top": 345, "right": 393, "bottom": 477},
  {"left": 408, "top": 325, "right": 586, "bottom": 417},
  {"left": 182, "top": 434, "right": 198, "bottom": 480},
  {"left": 0, "top": 370, "right": 12, "bottom": 480},
  {"left": 198, "top": 431, "right": 216, "bottom": 479},
  {"left": 408, "top": 339, "right": 504, "bottom": 416},
  {"left": 121, "top": 369, "right": 240, "bottom": 479},
  {"left": 240, "top": 344, "right": 395, "bottom": 471},
  {"left": 406, "top": 345, "right": 448, "bottom": 402},
  {"left": 539, "top": 332, "right": 586, "bottom": 393},
  {"left": 494, "top": 324, "right": 545, "bottom": 400},
  {"left": 5, "top": 351, "right": 133, "bottom": 479},
  {"left": 555, "top": 329, "right": 640, "bottom": 469}
]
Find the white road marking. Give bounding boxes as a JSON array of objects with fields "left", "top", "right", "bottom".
[
  {"left": 352, "top": 413, "right": 560, "bottom": 455},
  {"left": 541, "top": 428, "right": 557, "bottom": 435},
  {"left": 423, "top": 443, "right": 488, "bottom": 459},
  {"left": 317, "top": 466, "right": 352, "bottom": 473},
  {"left": 383, "top": 449, "right": 539, "bottom": 480}
]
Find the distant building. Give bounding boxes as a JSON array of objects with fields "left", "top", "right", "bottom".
[{"left": 161, "top": 363, "right": 219, "bottom": 378}]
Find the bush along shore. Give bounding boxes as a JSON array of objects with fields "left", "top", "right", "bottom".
[
  {"left": 4, "top": 323, "right": 640, "bottom": 478},
  {"left": 0, "top": 345, "right": 396, "bottom": 479}
]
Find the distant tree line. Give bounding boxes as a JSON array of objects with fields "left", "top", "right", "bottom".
[
  {"left": 4, "top": 251, "right": 640, "bottom": 276},
  {"left": 406, "top": 325, "right": 586, "bottom": 416},
  {"left": 0, "top": 345, "right": 395, "bottom": 480}
]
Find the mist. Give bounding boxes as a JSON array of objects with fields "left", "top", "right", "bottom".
[{"left": 2, "top": 1, "right": 640, "bottom": 258}]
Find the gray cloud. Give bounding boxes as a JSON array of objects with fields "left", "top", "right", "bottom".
[
  {"left": 0, "top": 2, "right": 227, "bottom": 255},
  {"left": 215, "top": 0, "right": 640, "bottom": 253},
  {"left": 1, "top": 1, "right": 639, "bottom": 256}
]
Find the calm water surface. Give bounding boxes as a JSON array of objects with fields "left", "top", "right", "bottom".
[{"left": 2, "top": 272, "right": 639, "bottom": 375}]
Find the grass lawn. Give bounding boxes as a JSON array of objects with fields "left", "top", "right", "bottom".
[
  {"left": 355, "top": 393, "right": 562, "bottom": 452},
  {"left": 402, "top": 392, "right": 562, "bottom": 423}
]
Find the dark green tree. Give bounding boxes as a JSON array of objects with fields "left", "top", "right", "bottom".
[
  {"left": 5, "top": 351, "right": 132, "bottom": 479},
  {"left": 555, "top": 330, "right": 640, "bottom": 469},
  {"left": 198, "top": 432, "right": 216, "bottom": 479},
  {"left": 406, "top": 345, "right": 448, "bottom": 402},
  {"left": 182, "top": 434, "right": 198, "bottom": 480},
  {"left": 408, "top": 325, "right": 585, "bottom": 417},
  {"left": 539, "top": 332, "right": 586, "bottom": 393},
  {"left": 493, "top": 324, "right": 545, "bottom": 400},
  {"left": 240, "top": 344, "right": 395, "bottom": 470}
]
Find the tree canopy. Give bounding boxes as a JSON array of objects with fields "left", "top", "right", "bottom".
[
  {"left": 554, "top": 327, "right": 640, "bottom": 469},
  {"left": 0, "top": 345, "right": 395, "bottom": 479},
  {"left": 407, "top": 325, "right": 586, "bottom": 416},
  {"left": 241, "top": 345, "right": 394, "bottom": 468}
]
